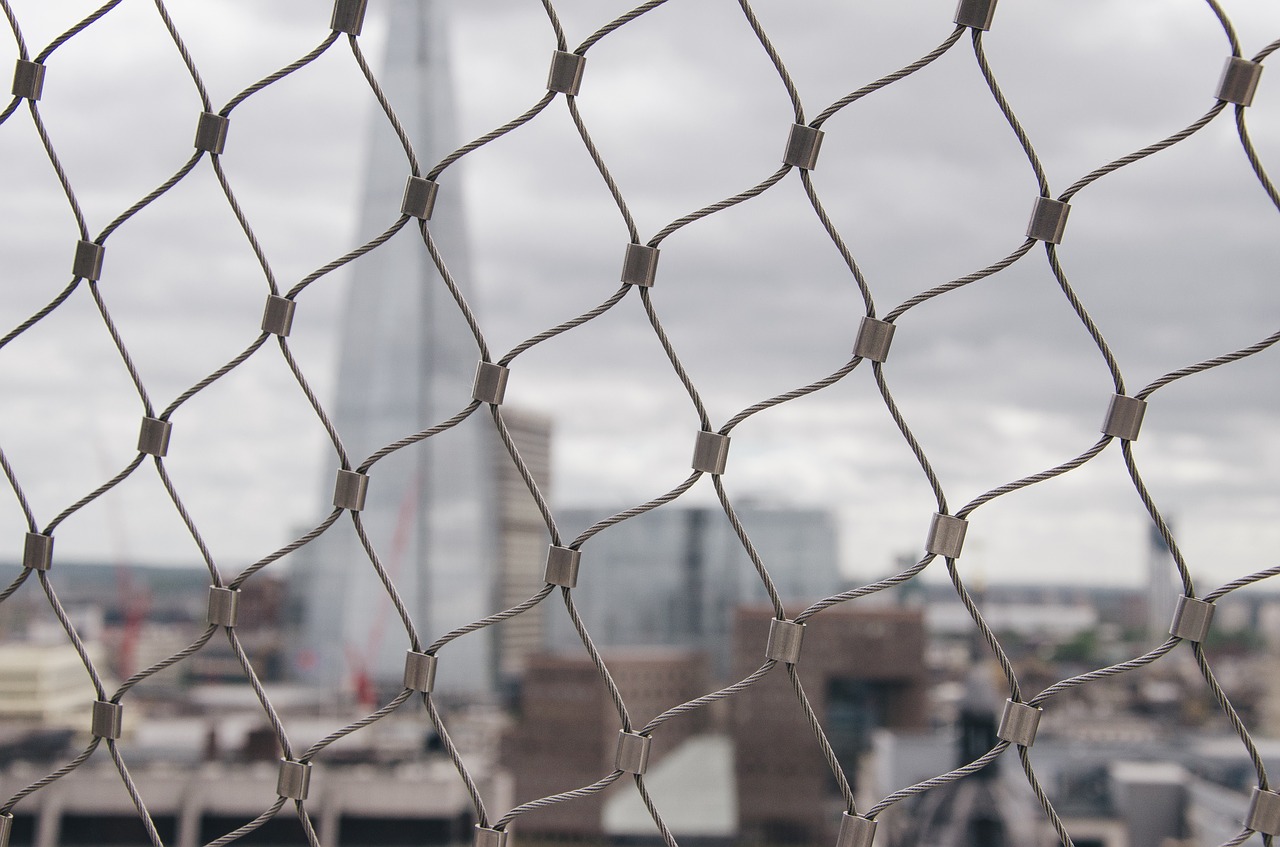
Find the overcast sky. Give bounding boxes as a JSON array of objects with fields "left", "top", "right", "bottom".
[{"left": 0, "top": 0, "right": 1277, "bottom": 594}]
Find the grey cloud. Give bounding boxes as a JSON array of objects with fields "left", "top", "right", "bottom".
[{"left": 1, "top": 1, "right": 1277, "bottom": 589}]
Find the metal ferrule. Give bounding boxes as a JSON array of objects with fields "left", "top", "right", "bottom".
[
  {"left": 621, "top": 243, "right": 659, "bottom": 287},
  {"left": 472, "top": 362, "right": 510, "bottom": 405},
  {"left": 74, "top": 240, "right": 104, "bottom": 281},
  {"left": 1026, "top": 196, "right": 1070, "bottom": 244},
  {"left": 853, "top": 317, "right": 895, "bottom": 363},
  {"left": 836, "top": 813, "right": 877, "bottom": 847},
  {"left": 194, "top": 112, "right": 229, "bottom": 155},
  {"left": 997, "top": 699, "right": 1042, "bottom": 747},
  {"left": 783, "top": 124, "right": 823, "bottom": 170},
  {"left": 333, "top": 469, "right": 369, "bottom": 511},
  {"left": 547, "top": 51, "right": 586, "bottom": 96},
  {"left": 12, "top": 59, "right": 45, "bottom": 100},
  {"left": 615, "top": 730, "right": 652, "bottom": 774},
  {"left": 1217, "top": 57, "right": 1263, "bottom": 107},
  {"left": 404, "top": 651, "right": 438, "bottom": 693},
  {"left": 691, "top": 431, "right": 730, "bottom": 475},
  {"left": 765, "top": 618, "right": 805, "bottom": 664},
  {"left": 92, "top": 700, "right": 123, "bottom": 739},
  {"left": 207, "top": 586, "right": 240, "bottom": 627},
  {"left": 1247, "top": 788, "right": 1280, "bottom": 836},
  {"left": 277, "top": 759, "right": 312, "bottom": 800},
  {"left": 401, "top": 176, "right": 439, "bottom": 220},
  {"left": 0, "top": 810, "right": 13, "bottom": 846},
  {"left": 474, "top": 826, "right": 508, "bottom": 847},
  {"left": 925, "top": 513, "right": 967, "bottom": 559},
  {"left": 1169, "top": 596, "right": 1214, "bottom": 643},
  {"left": 137, "top": 417, "right": 173, "bottom": 457},
  {"left": 953, "top": 0, "right": 997, "bottom": 31},
  {"left": 544, "top": 545, "right": 582, "bottom": 588},
  {"left": 261, "top": 295, "right": 296, "bottom": 337},
  {"left": 1101, "top": 394, "right": 1146, "bottom": 441},
  {"left": 24, "top": 532, "right": 53, "bottom": 572},
  {"left": 330, "top": 0, "right": 369, "bottom": 35}
]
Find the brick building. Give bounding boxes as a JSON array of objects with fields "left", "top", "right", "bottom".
[
  {"left": 504, "top": 648, "right": 709, "bottom": 838},
  {"left": 731, "top": 606, "right": 928, "bottom": 844}
]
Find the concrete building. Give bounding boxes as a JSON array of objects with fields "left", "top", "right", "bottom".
[
  {"left": 869, "top": 731, "right": 1280, "bottom": 847},
  {"left": 0, "top": 758, "right": 507, "bottom": 847},
  {"left": 550, "top": 504, "right": 841, "bottom": 680},
  {"left": 0, "top": 641, "right": 104, "bottom": 728},
  {"left": 490, "top": 409, "right": 553, "bottom": 696}
]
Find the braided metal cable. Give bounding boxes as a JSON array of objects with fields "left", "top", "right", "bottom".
[
  {"left": 1193, "top": 642, "right": 1271, "bottom": 790},
  {"left": 1119, "top": 441, "right": 1196, "bottom": 597},
  {"left": 785, "top": 664, "right": 857, "bottom": 814},
  {"left": 495, "top": 769, "right": 625, "bottom": 829},
  {"left": 106, "top": 739, "right": 164, "bottom": 847},
  {"left": 426, "top": 585, "right": 556, "bottom": 655},
  {"left": 638, "top": 660, "right": 775, "bottom": 736},
  {"left": 497, "top": 286, "right": 630, "bottom": 366},
  {"left": 969, "top": 29, "right": 1051, "bottom": 198},
  {"left": 712, "top": 476, "right": 785, "bottom": 618},
  {"left": 637, "top": 287, "right": 712, "bottom": 431},
  {"left": 867, "top": 740, "right": 1009, "bottom": 818},
  {"left": 34, "top": 571, "right": 104, "bottom": 698},
  {"left": 27, "top": 104, "right": 90, "bottom": 238},
  {"left": 203, "top": 796, "right": 288, "bottom": 847},
  {"left": 113, "top": 626, "right": 217, "bottom": 699},
  {"left": 870, "top": 361, "right": 949, "bottom": 512},
  {"left": 230, "top": 508, "right": 343, "bottom": 589},
  {"left": 633, "top": 774, "right": 679, "bottom": 847},
  {"left": 350, "top": 512, "right": 423, "bottom": 652},
  {"left": 0, "top": 445, "right": 36, "bottom": 529},
  {"left": 1017, "top": 745, "right": 1075, "bottom": 847},
  {"left": 150, "top": 0, "right": 213, "bottom": 112},
  {"left": 153, "top": 459, "right": 221, "bottom": 580},
  {"left": 1030, "top": 637, "right": 1181, "bottom": 708},
  {"left": 300, "top": 689, "right": 414, "bottom": 763},
  {"left": 489, "top": 406, "right": 562, "bottom": 546},
  {"left": 812, "top": 26, "right": 965, "bottom": 129},
  {"left": 1045, "top": 245, "right": 1128, "bottom": 392},
  {"left": 560, "top": 587, "right": 634, "bottom": 732},
  {"left": 423, "top": 692, "right": 493, "bottom": 830},
  {"left": 1, "top": 737, "right": 102, "bottom": 815},
  {"left": 419, "top": 222, "right": 492, "bottom": 361},
  {"left": 565, "top": 96, "right": 641, "bottom": 244},
  {"left": 227, "top": 628, "right": 295, "bottom": 762},
  {"left": 796, "top": 170, "right": 876, "bottom": 314}
]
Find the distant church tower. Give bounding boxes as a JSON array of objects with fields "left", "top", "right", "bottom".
[{"left": 290, "top": 0, "right": 548, "bottom": 697}]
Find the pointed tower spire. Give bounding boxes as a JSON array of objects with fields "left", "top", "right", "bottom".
[{"left": 292, "top": 0, "right": 498, "bottom": 697}]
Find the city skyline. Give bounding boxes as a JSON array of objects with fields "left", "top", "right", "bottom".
[{"left": 0, "top": 1, "right": 1276, "bottom": 592}]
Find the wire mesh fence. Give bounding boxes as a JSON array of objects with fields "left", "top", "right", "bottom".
[{"left": 1, "top": 0, "right": 1279, "bottom": 845}]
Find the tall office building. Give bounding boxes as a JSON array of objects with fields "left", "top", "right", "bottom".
[
  {"left": 548, "top": 504, "right": 842, "bottom": 680},
  {"left": 289, "top": 1, "right": 548, "bottom": 697},
  {"left": 1146, "top": 520, "right": 1178, "bottom": 642}
]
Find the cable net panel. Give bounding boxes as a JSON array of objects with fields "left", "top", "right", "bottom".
[{"left": 1, "top": 1, "right": 1279, "bottom": 846}]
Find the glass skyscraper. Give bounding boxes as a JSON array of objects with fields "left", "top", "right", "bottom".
[{"left": 290, "top": 0, "right": 501, "bottom": 697}]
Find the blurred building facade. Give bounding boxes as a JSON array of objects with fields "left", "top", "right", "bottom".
[
  {"left": 287, "top": 1, "right": 549, "bottom": 698},
  {"left": 504, "top": 649, "right": 709, "bottom": 838},
  {"left": 549, "top": 504, "right": 841, "bottom": 680},
  {"left": 731, "top": 606, "right": 929, "bottom": 845}
]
